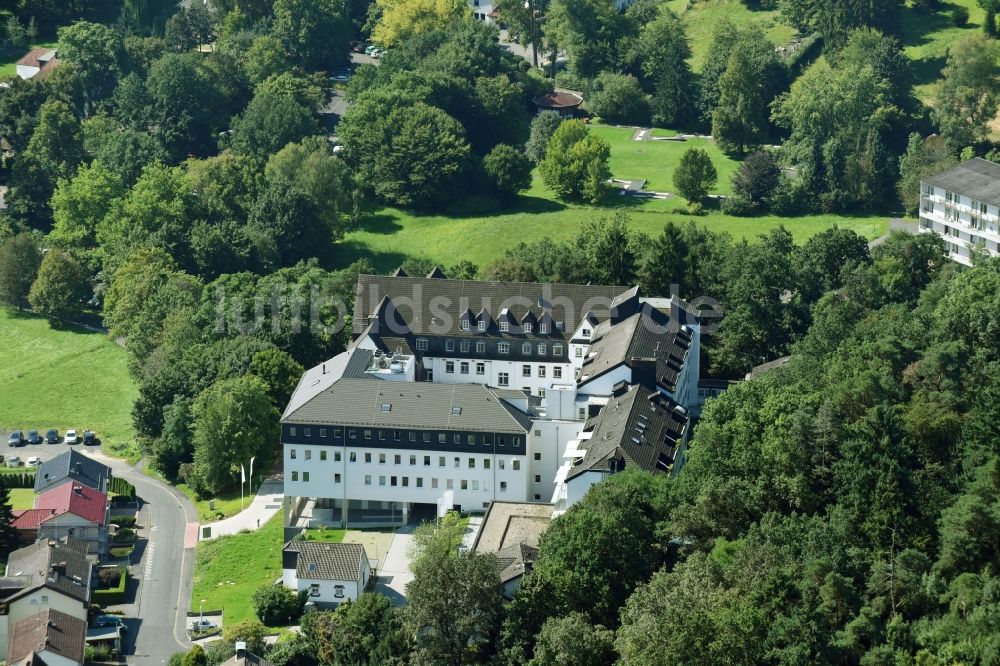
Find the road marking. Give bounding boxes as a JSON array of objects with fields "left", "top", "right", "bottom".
[
  {"left": 144, "top": 543, "right": 156, "bottom": 580},
  {"left": 184, "top": 522, "right": 199, "bottom": 549}
]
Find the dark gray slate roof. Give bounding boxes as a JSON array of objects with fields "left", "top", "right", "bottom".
[
  {"left": 283, "top": 378, "right": 533, "bottom": 433},
  {"left": 4, "top": 539, "right": 92, "bottom": 604},
  {"left": 283, "top": 541, "right": 366, "bottom": 582},
  {"left": 8, "top": 608, "right": 86, "bottom": 666},
  {"left": 494, "top": 542, "right": 538, "bottom": 586},
  {"left": 34, "top": 450, "right": 111, "bottom": 493},
  {"left": 924, "top": 158, "right": 1000, "bottom": 207},
  {"left": 282, "top": 347, "right": 375, "bottom": 419},
  {"left": 577, "top": 304, "right": 694, "bottom": 392},
  {"left": 567, "top": 384, "right": 688, "bottom": 481},
  {"left": 352, "top": 274, "right": 628, "bottom": 340}
]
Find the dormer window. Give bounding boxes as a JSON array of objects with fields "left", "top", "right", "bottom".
[
  {"left": 522, "top": 342, "right": 531, "bottom": 355},
  {"left": 478, "top": 321, "right": 486, "bottom": 332},
  {"left": 445, "top": 339, "right": 455, "bottom": 352},
  {"left": 500, "top": 321, "right": 509, "bottom": 332},
  {"left": 582, "top": 328, "right": 591, "bottom": 337},
  {"left": 461, "top": 320, "right": 470, "bottom": 331},
  {"left": 523, "top": 323, "right": 533, "bottom": 334},
  {"left": 539, "top": 323, "right": 548, "bottom": 334}
]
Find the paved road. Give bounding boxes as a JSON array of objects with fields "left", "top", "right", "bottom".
[
  {"left": 869, "top": 218, "right": 917, "bottom": 249},
  {"left": 89, "top": 452, "right": 199, "bottom": 665}
]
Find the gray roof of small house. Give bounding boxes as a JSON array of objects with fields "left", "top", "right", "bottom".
[
  {"left": 8, "top": 608, "right": 86, "bottom": 666},
  {"left": 494, "top": 543, "right": 538, "bottom": 586},
  {"left": 282, "top": 378, "right": 532, "bottom": 433},
  {"left": 3, "top": 539, "right": 92, "bottom": 604},
  {"left": 567, "top": 384, "right": 688, "bottom": 481},
  {"left": 472, "top": 502, "right": 553, "bottom": 553},
  {"left": 283, "top": 541, "right": 366, "bottom": 582},
  {"left": 924, "top": 157, "right": 1000, "bottom": 207},
  {"left": 34, "top": 450, "right": 110, "bottom": 493}
]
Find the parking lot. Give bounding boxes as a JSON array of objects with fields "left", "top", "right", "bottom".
[{"left": 0, "top": 429, "right": 102, "bottom": 466}]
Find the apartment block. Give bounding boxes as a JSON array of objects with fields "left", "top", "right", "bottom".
[{"left": 919, "top": 157, "right": 1000, "bottom": 266}]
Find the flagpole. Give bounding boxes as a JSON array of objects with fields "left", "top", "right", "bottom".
[{"left": 240, "top": 463, "right": 246, "bottom": 510}]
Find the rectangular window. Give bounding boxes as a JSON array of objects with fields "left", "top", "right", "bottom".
[
  {"left": 334, "top": 585, "right": 344, "bottom": 598},
  {"left": 498, "top": 372, "right": 509, "bottom": 386},
  {"left": 291, "top": 471, "right": 298, "bottom": 481},
  {"left": 476, "top": 341, "right": 486, "bottom": 354},
  {"left": 439, "top": 433, "right": 446, "bottom": 444},
  {"left": 460, "top": 362, "right": 469, "bottom": 374},
  {"left": 522, "top": 364, "right": 531, "bottom": 377},
  {"left": 439, "top": 456, "right": 446, "bottom": 466},
  {"left": 409, "top": 454, "right": 416, "bottom": 465},
  {"left": 423, "top": 432, "right": 431, "bottom": 442},
  {"left": 363, "top": 452, "right": 370, "bottom": 463},
  {"left": 445, "top": 339, "right": 455, "bottom": 352},
  {"left": 539, "top": 323, "right": 548, "bottom": 334},
  {"left": 522, "top": 342, "right": 532, "bottom": 355},
  {"left": 460, "top": 340, "right": 470, "bottom": 353},
  {"left": 391, "top": 476, "right": 397, "bottom": 486},
  {"left": 582, "top": 328, "right": 591, "bottom": 336},
  {"left": 304, "top": 428, "right": 311, "bottom": 438},
  {"left": 539, "top": 388, "right": 546, "bottom": 398},
  {"left": 554, "top": 367, "right": 562, "bottom": 379},
  {"left": 534, "top": 452, "right": 541, "bottom": 460},
  {"left": 289, "top": 427, "right": 297, "bottom": 437},
  {"left": 447, "top": 479, "right": 454, "bottom": 490},
  {"left": 523, "top": 322, "right": 532, "bottom": 334},
  {"left": 320, "top": 428, "right": 327, "bottom": 438},
  {"left": 379, "top": 453, "right": 386, "bottom": 464},
  {"left": 290, "top": 449, "right": 297, "bottom": 460},
  {"left": 534, "top": 494, "right": 541, "bottom": 501},
  {"left": 454, "top": 457, "right": 460, "bottom": 468},
  {"left": 379, "top": 476, "right": 386, "bottom": 486},
  {"left": 424, "top": 455, "right": 431, "bottom": 466},
  {"left": 484, "top": 458, "right": 491, "bottom": 469},
  {"left": 394, "top": 454, "right": 401, "bottom": 464},
  {"left": 394, "top": 430, "right": 401, "bottom": 441},
  {"left": 416, "top": 477, "right": 423, "bottom": 487},
  {"left": 469, "top": 458, "right": 476, "bottom": 469},
  {"left": 454, "top": 433, "right": 461, "bottom": 444},
  {"left": 304, "top": 450, "right": 312, "bottom": 460},
  {"left": 461, "top": 320, "right": 470, "bottom": 331},
  {"left": 538, "top": 366, "right": 546, "bottom": 378},
  {"left": 416, "top": 338, "right": 428, "bottom": 351},
  {"left": 402, "top": 476, "right": 409, "bottom": 487},
  {"left": 365, "top": 475, "right": 371, "bottom": 485},
  {"left": 334, "top": 451, "right": 341, "bottom": 462},
  {"left": 478, "top": 321, "right": 486, "bottom": 332},
  {"left": 498, "top": 342, "right": 510, "bottom": 354},
  {"left": 513, "top": 460, "right": 521, "bottom": 470},
  {"left": 578, "top": 407, "right": 586, "bottom": 419},
  {"left": 476, "top": 362, "right": 485, "bottom": 375},
  {"left": 499, "top": 321, "right": 509, "bottom": 332},
  {"left": 472, "top": 480, "right": 479, "bottom": 490},
  {"left": 365, "top": 429, "right": 372, "bottom": 440},
  {"left": 575, "top": 347, "right": 583, "bottom": 358},
  {"left": 537, "top": 344, "right": 546, "bottom": 355},
  {"left": 334, "top": 428, "right": 342, "bottom": 438},
  {"left": 553, "top": 344, "right": 563, "bottom": 356},
  {"left": 534, "top": 474, "right": 541, "bottom": 482},
  {"left": 351, "top": 451, "right": 358, "bottom": 463},
  {"left": 432, "top": 478, "right": 439, "bottom": 489},
  {"left": 499, "top": 460, "right": 505, "bottom": 470},
  {"left": 500, "top": 481, "right": 507, "bottom": 491},
  {"left": 468, "top": 434, "right": 476, "bottom": 445},
  {"left": 321, "top": 451, "right": 328, "bottom": 461},
  {"left": 349, "top": 429, "right": 356, "bottom": 439},
  {"left": 334, "top": 473, "right": 341, "bottom": 483},
  {"left": 461, "top": 480, "right": 469, "bottom": 490}
]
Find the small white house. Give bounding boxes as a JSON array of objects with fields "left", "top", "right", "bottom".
[{"left": 281, "top": 541, "right": 371, "bottom": 607}]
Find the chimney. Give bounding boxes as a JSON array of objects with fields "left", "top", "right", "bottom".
[
  {"left": 73, "top": 485, "right": 83, "bottom": 495},
  {"left": 235, "top": 641, "right": 247, "bottom": 660}
]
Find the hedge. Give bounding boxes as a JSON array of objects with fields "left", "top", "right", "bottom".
[
  {"left": 110, "top": 515, "right": 136, "bottom": 528},
  {"left": 0, "top": 471, "right": 37, "bottom": 488},
  {"left": 108, "top": 477, "right": 135, "bottom": 498},
  {"left": 92, "top": 566, "right": 127, "bottom": 606}
]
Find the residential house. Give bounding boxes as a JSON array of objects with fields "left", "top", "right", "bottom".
[
  {"left": 15, "top": 48, "right": 59, "bottom": 80},
  {"left": 919, "top": 157, "right": 1000, "bottom": 266},
  {"left": 7, "top": 609, "right": 86, "bottom": 666},
  {"left": 0, "top": 540, "right": 92, "bottom": 658},
  {"left": 14, "top": 483, "right": 109, "bottom": 554},
  {"left": 281, "top": 541, "right": 371, "bottom": 607},
  {"left": 34, "top": 451, "right": 111, "bottom": 494},
  {"left": 472, "top": 501, "right": 553, "bottom": 599}
]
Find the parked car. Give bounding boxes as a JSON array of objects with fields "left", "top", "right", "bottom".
[
  {"left": 191, "top": 618, "right": 215, "bottom": 632},
  {"left": 93, "top": 615, "right": 126, "bottom": 631},
  {"left": 331, "top": 68, "right": 352, "bottom": 82},
  {"left": 45, "top": 429, "right": 59, "bottom": 444},
  {"left": 364, "top": 44, "right": 377, "bottom": 55},
  {"left": 83, "top": 430, "right": 96, "bottom": 445},
  {"left": 65, "top": 429, "right": 78, "bottom": 445},
  {"left": 351, "top": 41, "right": 365, "bottom": 53},
  {"left": 8, "top": 431, "right": 23, "bottom": 447},
  {"left": 26, "top": 456, "right": 41, "bottom": 466},
  {"left": 370, "top": 48, "right": 383, "bottom": 58},
  {"left": 8, "top": 456, "right": 22, "bottom": 467},
  {"left": 26, "top": 430, "right": 42, "bottom": 445}
]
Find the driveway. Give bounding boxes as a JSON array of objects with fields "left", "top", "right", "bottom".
[
  {"left": 374, "top": 525, "right": 415, "bottom": 606},
  {"left": 869, "top": 218, "right": 917, "bottom": 249}
]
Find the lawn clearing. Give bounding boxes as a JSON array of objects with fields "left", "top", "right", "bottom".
[
  {"left": 338, "top": 178, "right": 888, "bottom": 273},
  {"left": 899, "top": 0, "right": 984, "bottom": 104},
  {"left": 178, "top": 483, "right": 251, "bottom": 523},
  {"left": 589, "top": 124, "right": 740, "bottom": 194},
  {"left": 191, "top": 513, "right": 287, "bottom": 627},
  {"left": 8, "top": 488, "right": 35, "bottom": 510},
  {"left": 664, "top": 0, "right": 796, "bottom": 73},
  {"left": 299, "top": 527, "right": 347, "bottom": 542},
  {"left": 0, "top": 309, "right": 137, "bottom": 459}
]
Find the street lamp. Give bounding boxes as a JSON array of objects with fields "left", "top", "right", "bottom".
[{"left": 200, "top": 598, "right": 206, "bottom": 625}]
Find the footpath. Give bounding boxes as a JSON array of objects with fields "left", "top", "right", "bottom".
[{"left": 198, "top": 478, "right": 284, "bottom": 540}]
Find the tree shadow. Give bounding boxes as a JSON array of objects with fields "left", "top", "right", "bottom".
[
  {"left": 331, "top": 239, "right": 411, "bottom": 273},
  {"left": 898, "top": 2, "right": 971, "bottom": 88}
]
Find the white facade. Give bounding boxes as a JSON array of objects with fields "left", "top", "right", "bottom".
[
  {"left": 469, "top": 0, "right": 495, "bottom": 22},
  {"left": 919, "top": 179, "right": 1000, "bottom": 267},
  {"left": 282, "top": 554, "right": 371, "bottom": 606},
  {"left": 423, "top": 355, "right": 575, "bottom": 399}
]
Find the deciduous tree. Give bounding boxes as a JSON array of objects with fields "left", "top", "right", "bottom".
[
  {"left": 28, "top": 250, "right": 91, "bottom": 319},
  {"left": 673, "top": 148, "right": 718, "bottom": 203}
]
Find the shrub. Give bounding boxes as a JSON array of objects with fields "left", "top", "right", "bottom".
[
  {"left": 98, "top": 566, "right": 123, "bottom": 587},
  {"left": 586, "top": 72, "right": 650, "bottom": 125},
  {"left": 110, "top": 515, "right": 137, "bottom": 528},
  {"left": 952, "top": 5, "right": 969, "bottom": 26},
  {"left": 720, "top": 195, "right": 757, "bottom": 216},
  {"left": 253, "top": 584, "right": 307, "bottom": 627},
  {"left": 113, "top": 528, "right": 136, "bottom": 543},
  {"left": 223, "top": 620, "right": 268, "bottom": 655},
  {"left": 92, "top": 567, "right": 127, "bottom": 605},
  {"left": 732, "top": 150, "right": 781, "bottom": 206},
  {"left": 769, "top": 176, "right": 814, "bottom": 216},
  {"left": 482, "top": 144, "right": 532, "bottom": 199}
]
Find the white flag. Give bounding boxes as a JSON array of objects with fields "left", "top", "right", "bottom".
[
  {"left": 240, "top": 463, "right": 246, "bottom": 484},
  {"left": 250, "top": 456, "right": 255, "bottom": 478}
]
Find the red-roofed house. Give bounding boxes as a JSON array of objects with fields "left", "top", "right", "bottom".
[
  {"left": 12, "top": 484, "right": 109, "bottom": 554},
  {"left": 15, "top": 48, "right": 59, "bottom": 80}
]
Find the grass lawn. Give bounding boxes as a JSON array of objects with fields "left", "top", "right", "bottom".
[
  {"left": 0, "top": 309, "right": 138, "bottom": 460},
  {"left": 178, "top": 483, "right": 253, "bottom": 523},
  {"left": 8, "top": 488, "right": 35, "bottom": 510},
  {"left": 338, "top": 174, "right": 889, "bottom": 273},
  {"left": 898, "top": 0, "right": 984, "bottom": 104},
  {"left": 299, "top": 527, "right": 347, "bottom": 542},
  {"left": 0, "top": 41, "right": 57, "bottom": 79},
  {"left": 589, "top": 124, "right": 740, "bottom": 194},
  {"left": 191, "top": 514, "right": 330, "bottom": 627},
  {"left": 664, "top": 0, "right": 796, "bottom": 72}
]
